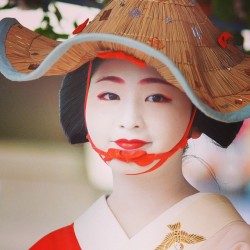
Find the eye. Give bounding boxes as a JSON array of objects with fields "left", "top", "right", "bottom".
[
  {"left": 97, "top": 92, "right": 120, "bottom": 101},
  {"left": 145, "top": 94, "right": 172, "bottom": 103}
]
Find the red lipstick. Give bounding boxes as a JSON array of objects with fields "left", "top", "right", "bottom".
[{"left": 114, "top": 139, "right": 149, "bottom": 150}]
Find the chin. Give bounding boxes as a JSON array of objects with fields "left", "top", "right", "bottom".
[{"left": 108, "top": 159, "right": 156, "bottom": 175}]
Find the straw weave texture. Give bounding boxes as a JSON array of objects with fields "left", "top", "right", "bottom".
[{"left": 4, "top": 0, "right": 250, "bottom": 113}]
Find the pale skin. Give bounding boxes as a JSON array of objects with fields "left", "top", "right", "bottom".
[{"left": 86, "top": 59, "right": 199, "bottom": 238}]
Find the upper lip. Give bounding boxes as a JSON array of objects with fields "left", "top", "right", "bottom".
[{"left": 114, "top": 139, "right": 150, "bottom": 150}]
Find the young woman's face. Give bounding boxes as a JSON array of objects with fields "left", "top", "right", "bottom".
[{"left": 86, "top": 59, "right": 192, "bottom": 173}]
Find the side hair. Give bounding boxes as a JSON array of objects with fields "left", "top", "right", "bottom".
[
  {"left": 60, "top": 62, "right": 89, "bottom": 144},
  {"left": 193, "top": 109, "right": 243, "bottom": 148},
  {"left": 60, "top": 59, "right": 103, "bottom": 144}
]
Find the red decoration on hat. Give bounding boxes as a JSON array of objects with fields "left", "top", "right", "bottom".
[
  {"left": 72, "top": 18, "right": 89, "bottom": 35},
  {"left": 28, "top": 63, "right": 40, "bottom": 70},
  {"left": 97, "top": 51, "right": 146, "bottom": 67},
  {"left": 99, "top": 9, "right": 112, "bottom": 21},
  {"left": 217, "top": 32, "right": 234, "bottom": 49},
  {"left": 235, "top": 98, "right": 243, "bottom": 105}
]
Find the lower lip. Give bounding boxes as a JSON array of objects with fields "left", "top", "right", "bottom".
[{"left": 115, "top": 140, "right": 149, "bottom": 150}]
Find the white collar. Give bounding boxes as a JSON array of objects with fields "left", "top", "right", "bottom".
[{"left": 73, "top": 193, "right": 206, "bottom": 250}]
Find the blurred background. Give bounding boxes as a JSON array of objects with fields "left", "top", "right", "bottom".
[{"left": 0, "top": 0, "right": 250, "bottom": 249}]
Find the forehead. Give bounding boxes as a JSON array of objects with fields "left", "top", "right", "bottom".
[{"left": 92, "top": 58, "right": 165, "bottom": 80}]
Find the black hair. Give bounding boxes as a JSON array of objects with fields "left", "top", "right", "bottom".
[
  {"left": 60, "top": 61, "right": 243, "bottom": 148},
  {"left": 192, "top": 109, "right": 243, "bottom": 148},
  {"left": 60, "top": 63, "right": 87, "bottom": 144}
]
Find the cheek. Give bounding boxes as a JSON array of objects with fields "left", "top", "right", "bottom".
[
  {"left": 86, "top": 102, "right": 106, "bottom": 131},
  {"left": 85, "top": 97, "right": 115, "bottom": 148},
  {"left": 146, "top": 99, "right": 192, "bottom": 150}
]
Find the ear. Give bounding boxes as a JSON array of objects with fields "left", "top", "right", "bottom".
[{"left": 189, "top": 127, "right": 202, "bottom": 139}]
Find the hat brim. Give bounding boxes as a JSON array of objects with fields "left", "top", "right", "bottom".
[{"left": 1, "top": 18, "right": 250, "bottom": 123}]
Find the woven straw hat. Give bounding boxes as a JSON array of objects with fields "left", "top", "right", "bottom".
[{"left": 0, "top": 0, "right": 250, "bottom": 122}]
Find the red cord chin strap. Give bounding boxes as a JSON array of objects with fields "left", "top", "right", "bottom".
[
  {"left": 84, "top": 51, "right": 197, "bottom": 175},
  {"left": 86, "top": 107, "right": 196, "bottom": 175}
]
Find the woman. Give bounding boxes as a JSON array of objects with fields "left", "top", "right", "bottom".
[{"left": 0, "top": 0, "right": 249, "bottom": 249}]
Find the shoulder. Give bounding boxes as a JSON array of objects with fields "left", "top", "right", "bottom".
[
  {"left": 201, "top": 221, "right": 250, "bottom": 250},
  {"left": 193, "top": 193, "right": 250, "bottom": 249},
  {"left": 218, "top": 221, "right": 250, "bottom": 249},
  {"left": 225, "top": 221, "right": 250, "bottom": 242},
  {"left": 199, "top": 193, "right": 244, "bottom": 220},
  {"left": 29, "top": 224, "right": 81, "bottom": 250}
]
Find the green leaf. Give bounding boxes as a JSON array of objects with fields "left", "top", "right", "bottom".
[
  {"left": 53, "top": 3, "right": 63, "bottom": 23},
  {"left": 73, "top": 21, "right": 78, "bottom": 29},
  {"left": 212, "top": 0, "right": 235, "bottom": 21}
]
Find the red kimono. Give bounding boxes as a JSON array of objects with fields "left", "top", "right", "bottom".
[{"left": 29, "top": 224, "right": 81, "bottom": 250}]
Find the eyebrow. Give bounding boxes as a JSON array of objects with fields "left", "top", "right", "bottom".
[
  {"left": 96, "top": 76, "right": 125, "bottom": 84},
  {"left": 95, "top": 76, "right": 170, "bottom": 85},
  {"left": 139, "top": 77, "right": 170, "bottom": 85}
]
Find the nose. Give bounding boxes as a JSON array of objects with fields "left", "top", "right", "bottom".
[{"left": 119, "top": 100, "right": 144, "bottom": 130}]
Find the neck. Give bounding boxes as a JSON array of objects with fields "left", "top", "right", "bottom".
[{"left": 107, "top": 150, "right": 198, "bottom": 238}]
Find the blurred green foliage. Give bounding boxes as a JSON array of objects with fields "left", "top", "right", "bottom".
[
  {"left": 202, "top": 0, "right": 250, "bottom": 46},
  {"left": 1, "top": 0, "right": 249, "bottom": 42},
  {"left": 34, "top": 3, "right": 69, "bottom": 40}
]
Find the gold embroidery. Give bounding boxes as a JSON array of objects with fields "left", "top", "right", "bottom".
[{"left": 155, "top": 222, "right": 206, "bottom": 250}]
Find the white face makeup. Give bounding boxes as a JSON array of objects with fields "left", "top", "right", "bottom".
[{"left": 85, "top": 59, "right": 192, "bottom": 174}]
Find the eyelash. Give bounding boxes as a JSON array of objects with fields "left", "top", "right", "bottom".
[
  {"left": 97, "top": 93, "right": 172, "bottom": 103},
  {"left": 145, "top": 94, "right": 172, "bottom": 103},
  {"left": 97, "top": 92, "right": 120, "bottom": 100}
]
